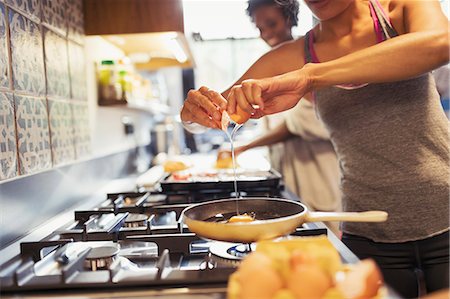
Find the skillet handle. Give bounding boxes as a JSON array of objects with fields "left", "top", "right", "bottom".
[{"left": 305, "top": 211, "right": 388, "bottom": 223}]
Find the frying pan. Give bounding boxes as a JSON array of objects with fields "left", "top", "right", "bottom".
[{"left": 181, "top": 197, "right": 388, "bottom": 243}]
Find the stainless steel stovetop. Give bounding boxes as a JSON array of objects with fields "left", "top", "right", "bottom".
[{"left": 1, "top": 185, "right": 339, "bottom": 298}]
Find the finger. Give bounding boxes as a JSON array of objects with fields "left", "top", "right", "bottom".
[
  {"left": 198, "top": 86, "right": 209, "bottom": 93},
  {"left": 180, "top": 103, "right": 191, "bottom": 122},
  {"left": 188, "top": 89, "right": 222, "bottom": 121},
  {"left": 251, "top": 82, "right": 264, "bottom": 110},
  {"left": 250, "top": 109, "right": 266, "bottom": 119},
  {"left": 242, "top": 80, "right": 265, "bottom": 110},
  {"left": 201, "top": 89, "right": 227, "bottom": 110},
  {"left": 240, "top": 82, "right": 253, "bottom": 106},
  {"left": 183, "top": 105, "right": 210, "bottom": 127},
  {"left": 227, "top": 87, "right": 237, "bottom": 114},
  {"left": 184, "top": 103, "right": 220, "bottom": 129},
  {"left": 234, "top": 87, "right": 255, "bottom": 115}
]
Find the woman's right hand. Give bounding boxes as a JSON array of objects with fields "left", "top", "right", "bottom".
[
  {"left": 227, "top": 68, "right": 312, "bottom": 118},
  {"left": 180, "top": 86, "right": 228, "bottom": 129}
]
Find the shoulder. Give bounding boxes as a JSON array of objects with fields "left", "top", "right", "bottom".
[
  {"left": 270, "top": 37, "right": 305, "bottom": 55},
  {"left": 377, "top": 0, "right": 407, "bottom": 34},
  {"left": 383, "top": 0, "right": 443, "bottom": 16},
  {"left": 386, "top": 0, "right": 447, "bottom": 33},
  {"left": 265, "top": 38, "right": 307, "bottom": 72}
]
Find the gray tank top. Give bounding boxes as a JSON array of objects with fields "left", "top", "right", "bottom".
[{"left": 304, "top": 1, "right": 450, "bottom": 242}]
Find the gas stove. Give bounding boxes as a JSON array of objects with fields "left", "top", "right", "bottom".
[{"left": 0, "top": 186, "right": 334, "bottom": 298}]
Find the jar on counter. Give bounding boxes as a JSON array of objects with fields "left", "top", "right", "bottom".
[
  {"left": 98, "top": 60, "right": 122, "bottom": 103},
  {"left": 99, "top": 60, "right": 115, "bottom": 86}
]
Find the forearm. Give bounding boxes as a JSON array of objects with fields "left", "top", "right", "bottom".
[
  {"left": 307, "top": 30, "right": 450, "bottom": 90},
  {"left": 243, "top": 121, "right": 294, "bottom": 150}
]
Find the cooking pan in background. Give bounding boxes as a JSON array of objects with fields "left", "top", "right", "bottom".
[
  {"left": 160, "top": 169, "right": 282, "bottom": 193},
  {"left": 181, "top": 198, "right": 388, "bottom": 243}
]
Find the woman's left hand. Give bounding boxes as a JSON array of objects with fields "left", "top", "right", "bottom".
[{"left": 226, "top": 68, "right": 312, "bottom": 118}]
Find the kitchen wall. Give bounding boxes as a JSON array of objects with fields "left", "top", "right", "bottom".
[
  {"left": 0, "top": 0, "right": 90, "bottom": 181},
  {"left": 84, "top": 36, "right": 158, "bottom": 158}
]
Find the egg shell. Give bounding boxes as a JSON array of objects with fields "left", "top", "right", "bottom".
[{"left": 230, "top": 105, "right": 251, "bottom": 124}]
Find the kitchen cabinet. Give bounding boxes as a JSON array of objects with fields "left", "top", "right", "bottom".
[{"left": 84, "top": 0, "right": 184, "bottom": 35}]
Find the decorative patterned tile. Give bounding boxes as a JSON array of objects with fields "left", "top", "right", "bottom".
[
  {"left": 0, "top": 4, "right": 9, "bottom": 89},
  {"left": 15, "top": 95, "right": 51, "bottom": 175},
  {"left": 72, "top": 102, "right": 91, "bottom": 158},
  {"left": 68, "top": 41, "right": 86, "bottom": 100},
  {"left": 8, "top": 10, "right": 45, "bottom": 95},
  {"left": 48, "top": 99, "right": 75, "bottom": 166},
  {"left": 0, "top": 92, "right": 18, "bottom": 180},
  {"left": 67, "top": 0, "right": 84, "bottom": 44},
  {"left": 5, "top": 0, "right": 40, "bottom": 22},
  {"left": 44, "top": 29, "right": 70, "bottom": 99},
  {"left": 41, "top": 0, "right": 67, "bottom": 36}
]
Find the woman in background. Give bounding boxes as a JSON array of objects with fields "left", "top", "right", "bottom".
[{"left": 181, "top": 0, "right": 449, "bottom": 296}]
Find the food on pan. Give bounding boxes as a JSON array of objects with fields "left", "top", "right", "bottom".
[
  {"left": 227, "top": 236, "right": 384, "bottom": 299},
  {"left": 163, "top": 160, "right": 189, "bottom": 173},
  {"left": 215, "top": 151, "right": 236, "bottom": 169},
  {"left": 228, "top": 213, "right": 255, "bottom": 223},
  {"left": 171, "top": 171, "right": 192, "bottom": 181}
]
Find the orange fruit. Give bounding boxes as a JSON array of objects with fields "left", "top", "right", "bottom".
[
  {"left": 287, "top": 263, "right": 332, "bottom": 299},
  {"left": 237, "top": 252, "right": 283, "bottom": 299},
  {"left": 230, "top": 105, "right": 251, "bottom": 124}
]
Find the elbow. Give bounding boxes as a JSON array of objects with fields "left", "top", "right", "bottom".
[{"left": 436, "top": 28, "right": 450, "bottom": 65}]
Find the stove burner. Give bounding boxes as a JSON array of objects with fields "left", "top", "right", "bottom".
[
  {"left": 208, "top": 242, "right": 256, "bottom": 266},
  {"left": 84, "top": 245, "right": 120, "bottom": 271},
  {"left": 124, "top": 213, "right": 149, "bottom": 228},
  {"left": 227, "top": 244, "right": 253, "bottom": 257}
]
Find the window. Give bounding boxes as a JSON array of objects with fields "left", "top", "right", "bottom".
[{"left": 183, "top": 0, "right": 313, "bottom": 90}]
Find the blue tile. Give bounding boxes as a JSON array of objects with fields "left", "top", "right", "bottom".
[
  {"left": 0, "top": 4, "right": 9, "bottom": 88},
  {"left": 0, "top": 92, "right": 18, "bottom": 180},
  {"left": 5, "top": 0, "right": 41, "bottom": 22},
  {"left": 44, "top": 29, "right": 70, "bottom": 98},
  {"left": 72, "top": 102, "right": 90, "bottom": 158},
  {"left": 68, "top": 41, "right": 86, "bottom": 100},
  {"left": 42, "top": 0, "right": 67, "bottom": 36},
  {"left": 8, "top": 10, "right": 45, "bottom": 95},
  {"left": 48, "top": 99, "right": 75, "bottom": 166},
  {"left": 67, "top": 0, "right": 84, "bottom": 44},
  {"left": 14, "top": 95, "right": 51, "bottom": 175}
]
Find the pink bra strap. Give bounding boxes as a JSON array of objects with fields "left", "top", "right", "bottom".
[
  {"left": 308, "top": 31, "right": 320, "bottom": 63},
  {"left": 369, "top": 3, "right": 384, "bottom": 43},
  {"left": 372, "top": 0, "right": 392, "bottom": 24}
]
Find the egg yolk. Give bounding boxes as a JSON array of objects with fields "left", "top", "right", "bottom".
[{"left": 228, "top": 213, "right": 255, "bottom": 223}]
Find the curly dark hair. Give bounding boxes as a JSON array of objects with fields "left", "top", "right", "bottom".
[{"left": 246, "top": 0, "right": 300, "bottom": 27}]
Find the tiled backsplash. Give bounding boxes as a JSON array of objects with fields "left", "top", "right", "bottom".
[{"left": 0, "top": 0, "right": 90, "bottom": 181}]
